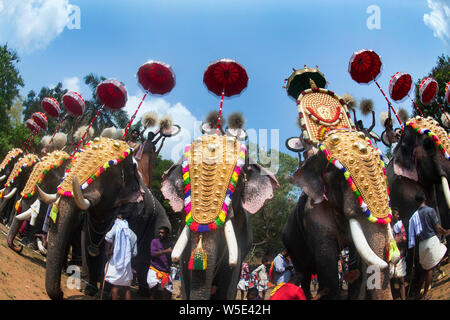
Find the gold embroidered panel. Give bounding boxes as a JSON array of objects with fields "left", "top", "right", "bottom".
[{"left": 5, "top": 154, "right": 39, "bottom": 187}]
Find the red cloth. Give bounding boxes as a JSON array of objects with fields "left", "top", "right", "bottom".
[{"left": 269, "top": 283, "right": 306, "bottom": 300}]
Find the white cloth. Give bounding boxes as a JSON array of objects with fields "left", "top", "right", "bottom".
[
  {"left": 389, "top": 257, "right": 407, "bottom": 279},
  {"left": 104, "top": 219, "right": 137, "bottom": 286},
  {"left": 252, "top": 264, "right": 268, "bottom": 292},
  {"left": 408, "top": 210, "right": 423, "bottom": 249},
  {"left": 237, "top": 278, "right": 249, "bottom": 291},
  {"left": 146, "top": 268, "right": 173, "bottom": 292},
  {"left": 419, "top": 235, "right": 447, "bottom": 270}
]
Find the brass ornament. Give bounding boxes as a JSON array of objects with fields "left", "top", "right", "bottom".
[
  {"left": 0, "top": 148, "right": 23, "bottom": 172},
  {"left": 409, "top": 116, "right": 450, "bottom": 152},
  {"left": 21, "top": 150, "right": 70, "bottom": 196},
  {"left": 322, "top": 130, "right": 390, "bottom": 221},
  {"left": 188, "top": 135, "right": 240, "bottom": 225},
  {"left": 58, "top": 137, "right": 130, "bottom": 196},
  {"left": 5, "top": 153, "right": 39, "bottom": 187}
]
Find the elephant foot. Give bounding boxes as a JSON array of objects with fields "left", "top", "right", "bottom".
[{"left": 84, "top": 283, "right": 98, "bottom": 296}]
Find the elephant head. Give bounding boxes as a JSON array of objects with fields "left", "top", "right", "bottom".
[
  {"left": 291, "top": 130, "right": 393, "bottom": 299},
  {"left": 0, "top": 153, "right": 40, "bottom": 225},
  {"left": 7, "top": 150, "right": 71, "bottom": 253},
  {"left": 386, "top": 116, "right": 450, "bottom": 234},
  {"left": 0, "top": 148, "right": 24, "bottom": 184},
  {"left": 41, "top": 137, "right": 170, "bottom": 300},
  {"left": 161, "top": 133, "right": 279, "bottom": 300}
]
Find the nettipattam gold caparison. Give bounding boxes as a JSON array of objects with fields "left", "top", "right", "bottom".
[{"left": 57, "top": 137, "right": 132, "bottom": 197}]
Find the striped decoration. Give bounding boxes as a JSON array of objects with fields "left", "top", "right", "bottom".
[
  {"left": 405, "top": 120, "right": 450, "bottom": 161},
  {"left": 317, "top": 140, "right": 392, "bottom": 225},
  {"left": 182, "top": 143, "right": 247, "bottom": 233}
]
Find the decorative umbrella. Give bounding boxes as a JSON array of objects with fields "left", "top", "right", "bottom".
[
  {"left": 123, "top": 60, "right": 176, "bottom": 138},
  {"left": 285, "top": 66, "right": 327, "bottom": 100},
  {"left": 41, "top": 97, "right": 61, "bottom": 118},
  {"left": 446, "top": 82, "right": 450, "bottom": 104},
  {"left": 348, "top": 49, "right": 403, "bottom": 128},
  {"left": 72, "top": 79, "right": 128, "bottom": 156},
  {"left": 96, "top": 79, "right": 128, "bottom": 111},
  {"left": 62, "top": 91, "right": 86, "bottom": 117},
  {"left": 23, "top": 119, "right": 41, "bottom": 153},
  {"left": 389, "top": 72, "right": 424, "bottom": 117},
  {"left": 32, "top": 112, "right": 48, "bottom": 131},
  {"left": 420, "top": 77, "right": 449, "bottom": 122},
  {"left": 203, "top": 58, "right": 248, "bottom": 133}
]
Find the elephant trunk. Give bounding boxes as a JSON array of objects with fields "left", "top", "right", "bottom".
[
  {"left": 7, "top": 217, "right": 24, "bottom": 253},
  {"left": 440, "top": 176, "right": 450, "bottom": 209},
  {"left": 189, "top": 232, "right": 219, "bottom": 300},
  {"left": 45, "top": 197, "right": 77, "bottom": 300}
]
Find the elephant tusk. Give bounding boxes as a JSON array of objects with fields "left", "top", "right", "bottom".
[
  {"left": 36, "top": 186, "right": 58, "bottom": 204},
  {"left": 224, "top": 219, "right": 238, "bottom": 267},
  {"left": 0, "top": 175, "right": 6, "bottom": 182},
  {"left": 72, "top": 176, "right": 90, "bottom": 210},
  {"left": 440, "top": 176, "right": 450, "bottom": 209},
  {"left": 171, "top": 225, "right": 190, "bottom": 263},
  {"left": 4, "top": 187, "right": 17, "bottom": 200},
  {"left": 349, "top": 218, "right": 388, "bottom": 270}
]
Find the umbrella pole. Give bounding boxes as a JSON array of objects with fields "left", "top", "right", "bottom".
[
  {"left": 407, "top": 94, "right": 424, "bottom": 117},
  {"left": 216, "top": 88, "right": 225, "bottom": 135},
  {"left": 123, "top": 92, "right": 148, "bottom": 139},
  {"left": 436, "top": 102, "right": 450, "bottom": 123},
  {"left": 44, "top": 115, "right": 68, "bottom": 154},
  {"left": 71, "top": 105, "right": 105, "bottom": 157},
  {"left": 25, "top": 131, "right": 39, "bottom": 154},
  {"left": 374, "top": 80, "right": 403, "bottom": 128},
  {"left": 21, "top": 133, "right": 33, "bottom": 151}
]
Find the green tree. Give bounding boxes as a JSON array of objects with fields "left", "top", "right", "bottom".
[
  {"left": 6, "top": 95, "right": 23, "bottom": 126},
  {"left": 413, "top": 55, "right": 450, "bottom": 124}
]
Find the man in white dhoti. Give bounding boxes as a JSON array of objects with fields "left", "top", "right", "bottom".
[
  {"left": 409, "top": 191, "right": 450, "bottom": 300},
  {"left": 105, "top": 215, "right": 138, "bottom": 300}
]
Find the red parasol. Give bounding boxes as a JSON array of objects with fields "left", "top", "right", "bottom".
[
  {"left": 123, "top": 60, "right": 176, "bottom": 138},
  {"left": 389, "top": 72, "right": 412, "bottom": 101},
  {"left": 203, "top": 59, "right": 249, "bottom": 133},
  {"left": 41, "top": 97, "right": 60, "bottom": 118},
  {"left": 23, "top": 118, "right": 41, "bottom": 153},
  {"left": 32, "top": 112, "right": 48, "bottom": 131},
  {"left": 419, "top": 77, "right": 439, "bottom": 106},
  {"left": 389, "top": 72, "right": 424, "bottom": 117},
  {"left": 96, "top": 79, "right": 128, "bottom": 111},
  {"left": 446, "top": 82, "right": 450, "bottom": 104},
  {"left": 348, "top": 49, "right": 403, "bottom": 128},
  {"left": 62, "top": 91, "right": 86, "bottom": 117}
]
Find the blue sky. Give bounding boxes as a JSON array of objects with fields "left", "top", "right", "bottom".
[{"left": 0, "top": 0, "right": 449, "bottom": 163}]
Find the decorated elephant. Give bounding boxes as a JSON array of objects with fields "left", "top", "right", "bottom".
[
  {"left": 0, "top": 153, "right": 40, "bottom": 226},
  {"left": 161, "top": 113, "right": 279, "bottom": 300},
  {"left": 281, "top": 68, "right": 395, "bottom": 300},
  {"left": 386, "top": 116, "right": 450, "bottom": 279},
  {"left": 37, "top": 137, "right": 171, "bottom": 300},
  {"left": 0, "top": 148, "right": 24, "bottom": 185},
  {"left": 6, "top": 150, "right": 72, "bottom": 254}
]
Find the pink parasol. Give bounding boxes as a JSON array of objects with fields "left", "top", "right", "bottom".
[
  {"left": 446, "top": 82, "right": 450, "bottom": 104},
  {"left": 203, "top": 59, "right": 249, "bottom": 133},
  {"left": 41, "top": 97, "right": 61, "bottom": 118},
  {"left": 23, "top": 119, "right": 41, "bottom": 153},
  {"left": 348, "top": 49, "right": 403, "bottom": 127},
  {"left": 123, "top": 60, "right": 176, "bottom": 138}
]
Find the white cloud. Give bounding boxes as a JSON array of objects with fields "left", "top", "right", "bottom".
[
  {"left": 423, "top": 0, "right": 450, "bottom": 44},
  {"left": 124, "top": 94, "right": 202, "bottom": 161},
  {"left": 0, "top": 0, "right": 76, "bottom": 53},
  {"left": 62, "top": 76, "right": 80, "bottom": 93}
]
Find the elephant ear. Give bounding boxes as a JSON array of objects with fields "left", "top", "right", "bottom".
[
  {"left": 161, "top": 162, "right": 185, "bottom": 212},
  {"left": 241, "top": 163, "right": 280, "bottom": 214},
  {"left": 292, "top": 153, "right": 326, "bottom": 204},
  {"left": 393, "top": 126, "right": 419, "bottom": 181}
]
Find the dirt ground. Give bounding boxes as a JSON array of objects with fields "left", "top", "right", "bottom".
[{"left": 0, "top": 223, "right": 448, "bottom": 300}]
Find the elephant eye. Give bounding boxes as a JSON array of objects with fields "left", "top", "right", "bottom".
[{"left": 423, "top": 137, "right": 435, "bottom": 154}]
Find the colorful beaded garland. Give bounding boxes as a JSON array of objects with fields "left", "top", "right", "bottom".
[
  {"left": 0, "top": 149, "right": 23, "bottom": 175},
  {"left": 405, "top": 120, "right": 450, "bottom": 161},
  {"left": 317, "top": 138, "right": 392, "bottom": 225},
  {"left": 182, "top": 143, "right": 247, "bottom": 233},
  {"left": 3, "top": 157, "right": 40, "bottom": 190}
]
